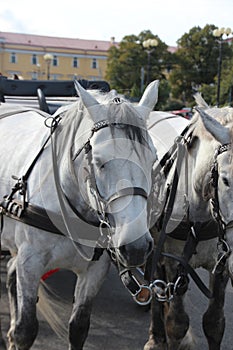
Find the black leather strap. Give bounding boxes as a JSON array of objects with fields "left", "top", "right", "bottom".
[
  {"left": 105, "top": 187, "right": 148, "bottom": 208},
  {"left": 162, "top": 252, "right": 212, "bottom": 299}
]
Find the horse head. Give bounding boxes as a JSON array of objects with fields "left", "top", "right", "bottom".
[
  {"left": 195, "top": 106, "right": 233, "bottom": 278},
  {"left": 71, "top": 80, "right": 159, "bottom": 267}
]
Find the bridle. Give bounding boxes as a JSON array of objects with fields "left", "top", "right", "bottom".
[
  {"left": 142, "top": 132, "right": 233, "bottom": 303},
  {"left": 71, "top": 119, "right": 149, "bottom": 252},
  {"left": 210, "top": 143, "right": 232, "bottom": 226},
  {"left": 209, "top": 143, "right": 232, "bottom": 272}
]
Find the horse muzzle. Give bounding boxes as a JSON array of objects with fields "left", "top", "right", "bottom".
[{"left": 115, "top": 232, "right": 154, "bottom": 268}]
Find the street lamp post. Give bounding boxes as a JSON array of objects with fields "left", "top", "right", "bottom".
[
  {"left": 142, "top": 38, "right": 158, "bottom": 86},
  {"left": 43, "top": 53, "right": 53, "bottom": 80},
  {"left": 213, "top": 27, "right": 232, "bottom": 107},
  {"left": 37, "top": 63, "right": 41, "bottom": 80}
]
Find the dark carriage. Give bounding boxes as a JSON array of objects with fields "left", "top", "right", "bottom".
[{"left": 0, "top": 76, "right": 110, "bottom": 114}]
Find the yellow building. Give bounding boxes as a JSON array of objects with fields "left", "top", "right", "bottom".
[{"left": 0, "top": 31, "right": 117, "bottom": 81}]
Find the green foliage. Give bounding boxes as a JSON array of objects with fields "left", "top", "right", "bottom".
[
  {"left": 105, "top": 25, "right": 233, "bottom": 109},
  {"left": 170, "top": 24, "right": 233, "bottom": 105},
  {"left": 105, "top": 30, "right": 171, "bottom": 104}
]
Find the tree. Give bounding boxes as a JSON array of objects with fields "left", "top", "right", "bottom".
[
  {"left": 169, "top": 24, "right": 233, "bottom": 105},
  {"left": 105, "top": 30, "right": 172, "bottom": 107}
]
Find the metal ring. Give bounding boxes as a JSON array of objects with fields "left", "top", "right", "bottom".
[
  {"left": 150, "top": 279, "right": 174, "bottom": 302},
  {"left": 133, "top": 285, "right": 153, "bottom": 306}
]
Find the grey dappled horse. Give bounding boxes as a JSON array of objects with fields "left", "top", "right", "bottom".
[
  {"left": 145, "top": 97, "right": 233, "bottom": 350},
  {"left": 0, "top": 80, "right": 159, "bottom": 350}
]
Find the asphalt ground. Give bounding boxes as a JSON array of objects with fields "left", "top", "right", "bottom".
[{"left": 1, "top": 257, "right": 233, "bottom": 349}]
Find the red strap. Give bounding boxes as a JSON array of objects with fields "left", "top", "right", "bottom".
[{"left": 41, "top": 268, "right": 60, "bottom": 281}]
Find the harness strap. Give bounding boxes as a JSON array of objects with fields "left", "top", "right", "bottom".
[
  {"left": 0, "top": 115, "right": 62, "bottom": 235},
  {"left": 105, "top": 187, "right": 148, "bottom": 208},
  {"left": 1, "top": 201, "right": 63, "bottom": 235},
  {"left": 145, "top": 128, "right": 214, "bottom": 299},
  {"left": 210, "top": 144, "right": 231, "bottom": 236},
  {"left": 146, "top": 136, "right": 186, "bottom": 283},
  {"left": 161, "top": 252, "right": 213, "bottom": 299}
]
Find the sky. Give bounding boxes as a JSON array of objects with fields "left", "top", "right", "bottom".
[{"left": 0, "top": 0, "right": 233, "bottom": 47}]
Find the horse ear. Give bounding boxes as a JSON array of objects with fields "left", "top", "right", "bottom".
[
  {"left": 74, "top": 80, "right": 104, "bottom": 122},
  {"left": 74, "top": 80, "right": 99, "bottom": 108},
  {"left": 195, "top": 107, "right": 231, "bottom": 145},
  {"left": 193, "top": 93, "right": 209, "bottom": 110},
  {"left": 136, "top": 80, "right": 159, "bottom": 120}
]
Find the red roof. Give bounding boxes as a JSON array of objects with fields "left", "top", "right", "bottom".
[
  {"left": 0, "top": 31, "right": 177, "bottom": 53},
  {"left": 0, "top": 31, "right": 117, "bottom": 52}
]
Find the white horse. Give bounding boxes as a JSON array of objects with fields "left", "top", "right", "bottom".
[
  {"left": 144, "top": 98, "right": 233, "bottom": 350},
  {"left": 0, "top": 80, "right": 159, "bottom": 350}
]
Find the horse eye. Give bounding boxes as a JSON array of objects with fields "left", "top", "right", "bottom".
[{"left": 222, "top": 177, "right": 230, "bottom": 187}]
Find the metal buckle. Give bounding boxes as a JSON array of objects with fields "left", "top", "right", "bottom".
[{"left": 150, "top": 279, "right": 174, "bottom": 302}]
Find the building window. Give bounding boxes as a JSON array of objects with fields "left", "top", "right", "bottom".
[
  {"left": 92, "top": 58, "right": 98, "bottom": 69},
  {"left": 53, "top": 55, "right": 58, "bottom": 66},
  {"left": 10, "top": 52, "right": 16, "bottom": 64},
  {"left": 73, "top": 57, "right": 78, "bottom": 68},
  {"left": 32, "top": 54, "right": 38, "bottom": 65}
]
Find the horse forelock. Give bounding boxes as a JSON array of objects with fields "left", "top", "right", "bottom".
[{"left": 106, "top": 102, "right": 149, "bottom": 146}]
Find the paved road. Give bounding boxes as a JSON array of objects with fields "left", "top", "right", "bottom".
[{"left": 1, "top": 257, "right": 233, "bottom": 349}]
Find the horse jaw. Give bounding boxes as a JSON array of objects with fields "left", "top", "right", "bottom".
[
  {"left": 195, "top": 107, "right": 231, "bottom": 145},
  {"left": 136, "top": 80, "right": 159, "bottom": 120}
]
